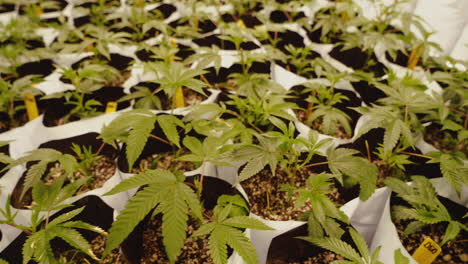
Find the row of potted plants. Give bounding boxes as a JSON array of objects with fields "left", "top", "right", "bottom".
[{"left": 0, "top": 0, "right": 466, "bottom": 263}]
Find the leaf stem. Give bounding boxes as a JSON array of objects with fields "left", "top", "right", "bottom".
[
  {"left": 365, "top": 140, "right": 372, "bottom": 162},
  {"left": 96, "top": 142, "right": 105, "bottom": 156},
  {"left": 149, "top": 134, "right": 171, "bottom": 145},
  {"left": 303, "top": 161, "right": 329, "bottom": 169},
  {"left": 399, "top": 151, "right": 432, "bottom": 160}
]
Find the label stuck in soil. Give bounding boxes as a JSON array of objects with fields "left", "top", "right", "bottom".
[
  {"left": 105, "top": 102, "right": 118, "bottom": 113},
  {"left": 412, "top": 237, "right": 441, "bottom": 264},
  {"left": 24, "top": 93, "right": 39, "bottom": 120}
]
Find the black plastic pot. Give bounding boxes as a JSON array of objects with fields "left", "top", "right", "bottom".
[
  {"left": 269, "top": 10, "right": 306, "bottom": 23},
  {"left": 0, "top": 195, "right": 114, "bottom": 264},
  {"left": 16, "top": 59, "right": 55, "bottom": 78},
  {"left": 10, "top": 132, "right": 118, "bottom": 209},
  {"left": 120, "top": 176, "right": 246, "bottom": 264}
]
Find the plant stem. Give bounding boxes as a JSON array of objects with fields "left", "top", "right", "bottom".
[
  {"left": 200, "top": 74, "right": 212, "bottom": 88},
  {"left": 7, "top": 223, "right": 32, "bottom": 235},
  {"left": 365, "top": 140, "right": 372, "bottom": 162},
  {"left": 399, "top": 151, "right": 432, "bottom": 160},
  {"left": 304, "top": 90, "right": 316, "bottom": 122},
  {"left": 303, "top": 161, "right": 329, "bottom": 169},
  {"left": 404, "top": 104, "right": 409, "bottom": 123},
  {"left": 95, "top": 142, "right": 105, "bottom": 156},
  {"left": 149, "top": 134, "right": 171, "bottom": 145}
]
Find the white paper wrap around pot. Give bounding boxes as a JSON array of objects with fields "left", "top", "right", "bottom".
[{"left": 370, "top": 178, "right": 468, "bottom": 263}]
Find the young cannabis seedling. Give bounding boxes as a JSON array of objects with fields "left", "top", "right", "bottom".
[
  {"left": 385, "top": 176, "right": 468, "bottom": 246},
  {"left": 0, "top": 76, "right": 43, "bottom": 127},
  {"left": 143, "top": 61, "right": 208, "bottom": 109},
  {"left": 300, "top": 81, "right": 353, "bottom": 137},
  {"left": 5, "top": 148, "right": 82, "bottom": 200},
  {"left": 0, "top": 174, "right": 104, "bottom": 264}
]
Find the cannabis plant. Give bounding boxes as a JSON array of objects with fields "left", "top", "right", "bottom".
[
  {"left": 142, "top": 61, "right": 208, "bottom": 109},
  {"left": 0, "top": 175, "right": 105, "bottom": 264},
  {"left": 45, "top": 62, "right": 122, "bottom": 124},
  {"left": 385, "top": 176, "right": 468, "bottom": 246},
  {"left": 104, "top": 169, "right": 272, "bottom": 264},
  {"left": 99, "top": 110, "right": 184, "bottom": 170},
  {"left": 300, "top": 81, "right": 353, "bottom": 137},
  {"left": 0, "top": 76, "right": 43, "bottom": 127}
]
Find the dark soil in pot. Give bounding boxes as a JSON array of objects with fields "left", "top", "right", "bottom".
[
  {"left": 385, "top": 50, "right": 409, "bottom": 67},
  {"left": 391, "top": 195, "right": 468, "bottom": 264},
  {"left": 68, "top": 53, "right": 134, "bottom": 72},
  {"left": 16, "top": 59, "right": 55, "bottom": 78},
  {"left": 239, "top": 156, "right": 350, "bottom": 221},
  {"left": 193, "top": 34, "right": 260, "bottom": 51},
  {"left": 42, "top": 86, "right": 130, "bottom": 127},
  {"left": 423, "top": 123, "right": 467, "bottom": 156},
  {"left": 150, "top": 3, "right": 177, "bottom": 19},
  {"left": 262, "top": 30, "right": 305, "bottom": 53},
  {"left": 169, "top": 18, "right": 217, "bottom": 34},
  {"left": 121, "top": 176, "right": 245, "bottom": 264},
  {"left": 10, "top": 132, "right": 118, "bottom": 209},
  {"left": 221, "top": 13, "right": 262, "bottom": 28},
  {"left": 351, "top": 80, "right": 387, "bottom": 105},
  {"left": 0, "top": 195, "right": 125, "bottom": 264},
  {"left": 270, "top": 10, "right": 306, "bottom": 23},
  {"left": 267, "top": 223, "right": 356, "bottom": 264},
  {"left": 0, "top": 3, "right": 15, "bottom": 13},
  {"left": 287, "top": 85, "right": 362, "bottom": 139}
]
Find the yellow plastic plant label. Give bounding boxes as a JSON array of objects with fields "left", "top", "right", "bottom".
[
  {"left": 105, "top": 102, "right": 118, "bottom": 113},
  {"left": 174, "top": 87, "right": 185, "bottom": 108},
  {"left": 237, "top": 19, "right": 247, "bottom": 33},
  {"left": 237, "top": 19, "right": 246, "bottom": 28},
  {"left": 24, "top": 93, "right": 39, "bottom": 121},
  {"left": 84, "top": 37, "right": 94, "bottom": 52},
  {"left": 412, "top": 237, "right": 441, "bottom": 264}
]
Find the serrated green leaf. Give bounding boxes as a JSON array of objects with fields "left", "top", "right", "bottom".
[
  {"left": 222, "top": 216, "right": 273, "bottom": 230},
  {"left": 105, "top": 184, "right": 165, "bottom": 255},
  {"left": 126, "top": 118, "right": 153, "bottom": 170},
  {"left": 21, "top": 161, "right": 48, "bottom": 200},
  {"left": 348, "top": 227, "right": 370, "bottom": 260},
  {"left": 403, "top": 221, "right": 426, "bottom": 237},
  {"left": 209, "top": 227, "right": 228, "bottom": 264},
  {"left": 383, "top": 120, "right": 401, "bottom": 153},
  {"left": 47, "top": 207, "right": 85, "bottom": 227},
  {"left": 222, "top": 225, "right": 258, "bottom": 264},
  {"left": 157, "top": 115, "right": 184, "bottom": 148},
  {"left": 441, "top": 221, "right": 461, "bottom": 245},
  {"left": 160, "top": 186, "right": 189, "bottom": 264},
  {"left": 238, "top": 158, "right": 267, "bottom": 182},
  {"left": 192, "top": 222, "right": 217, "bottom": 237},
  {"left": 52, "top": 227, "right": 98, "bottom": 260},
  {"left": 105, "top": 169, "right": 175, "bottom": 196},
  {"left": 303, "top": 236, "right": 361, "bottom": 263}
]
